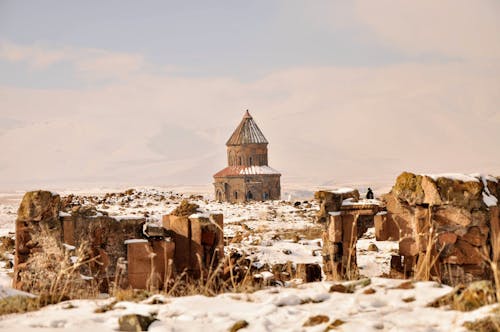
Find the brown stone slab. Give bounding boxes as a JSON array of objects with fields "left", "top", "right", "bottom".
[
  {"left": 328, "top": 214, "right": 343, "bottom": 243},
  {"left": 62, "top": 217, "right": 75, "bottom": 246},
  {"left": 374, "top": 213, "right": 388, "bottom": 241}
]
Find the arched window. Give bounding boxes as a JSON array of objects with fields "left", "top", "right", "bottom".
[
  {"left": 263, "top": 192, "right": 269, "bottom": 200},
  {"left": 249, "top": 157, "right": 253, "bottom": 165},
  {"left": 238, "top": 156, "right": 242, "bottom": 165},
  {"left": 234, "top": 191, "right": 238, "bottom": 200},
  {"left": 247, "top": 191, "right": 253, "bottom": 200}
]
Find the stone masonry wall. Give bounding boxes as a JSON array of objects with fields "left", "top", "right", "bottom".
[
  {"left": 14, "top": 191, "right": 224, "bottom": 293},
  {"left": 378, "top": 172, "right": 500, "bottom": 285}
]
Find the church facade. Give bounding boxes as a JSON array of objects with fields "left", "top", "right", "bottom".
[{"left": 213, "top": 110, "right": 281, "bottom": 203}]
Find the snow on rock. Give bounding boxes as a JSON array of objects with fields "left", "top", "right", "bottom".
[
  {"left": 426, "top": 173, "right": 480, "bottom": 183},
  {"left": 124, "top": 239, "right": 149, "bottom": 245},
  {"left": 483, "top": 192, "right": 498, "bottom": 207},
  {"left": 331, "top": 187, "right": 356, "bottom": 194}
]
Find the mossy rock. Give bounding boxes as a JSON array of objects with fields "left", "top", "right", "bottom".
[
  {"left": 435, "top": 177, "right": 484, "bottom": 210},
  {"left": 391, "top": 172, "right": 425, "bottom": 205},
  {"left": 17, "top": 191, "right": 61, "bottom": 223}
]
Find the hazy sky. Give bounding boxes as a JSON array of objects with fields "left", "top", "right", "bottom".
[{"left": 0, "top": 1, "right": 499, "bottom": 191}]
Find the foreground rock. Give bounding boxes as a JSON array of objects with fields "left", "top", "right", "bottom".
[{"left": 379, "top": 172, "right": 500, "bottom": 285}]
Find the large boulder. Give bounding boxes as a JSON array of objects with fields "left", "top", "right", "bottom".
[{"left": 391, "top": 172, "right": 484, "bottom": 208}]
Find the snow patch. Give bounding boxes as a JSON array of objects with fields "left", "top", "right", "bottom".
[
  {"left": 239, "top": 166, "right": 281, "bottom": 175},
  {"left": 62, "top": 243, "right": 76, "bottom": 251},
  {"left": 331, "top": 187, "right": 355, "bottom": 194},
  {"left": 124, "top": 239, "right": 148, "bottom": 245},
  {"left": 426, "top": 173, "right": 480, "bottom": 182}
]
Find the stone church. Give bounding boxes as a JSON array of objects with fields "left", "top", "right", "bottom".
[{"left": 213, "top": 110, "right": 281, "bottom": 203}]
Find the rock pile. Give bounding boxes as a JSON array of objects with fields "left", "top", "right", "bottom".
[{"left": 378, "top": 172, "right": 499, "bottom": 284}]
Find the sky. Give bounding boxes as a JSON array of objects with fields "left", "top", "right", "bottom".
[{"left": 0, "top": 0, "right": 499, "bottom": 191}]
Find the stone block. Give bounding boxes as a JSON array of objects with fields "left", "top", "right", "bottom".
[
  {"left": 438, "top": 232, "right": 458, "bottom": 246},
  {"left": 462, "top": 226, "right": 487, "bottom": 246},
  {"left": 127, "top": 240, "right": 152, "bottom": 275},
  {"left": 166, "top": 215, "right": 191, "bottom": 273},
  {"left": 443, "top": 240, "right": 483, "bottom": 265},
  {"left": 421, "top": 175, "right": 443, "bottom": 205},
  {"left": 328, "top": 214, "right": 343, "bottom": 242},
  {"left": 161, "top": 214, "right": 170, "bottom": 229},
  {"left": 434, "top": 206, "right": 472, "bottom": 227},
  {"left": 399, "top": 237, "right": 418, "bottom": 257},
  {"left": 127, "top": 239, "right": 174, "bottom": 290},
  {"left": 151, "top": 238, "right": 175, "bottom": 281},
  {"left": 62, "top": 216, "right": 75, "bottom": 246},
  {"left": 341, "top": 214, "right": 357, "bottom": 247},
  {"left": 490, "top": 206, "right": 499, "bottom": 261},
  {"left": 374, "top": 213, "right": 388, "bottom": 241}
]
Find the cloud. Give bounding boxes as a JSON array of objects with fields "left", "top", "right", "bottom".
[
  {"left": 353, "top": 0, "right": 500, "bottom": 59},
  {"left": 0, "top": 40, "right": 145, "bottom": 79},
  {"left": 0, "top": 57, "right": 499, "bottom": 190}
]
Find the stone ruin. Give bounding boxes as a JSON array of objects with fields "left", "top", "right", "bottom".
[
  {"left": 14, "top": 191, "right": 223, "bottom": 293},
  {"left": 317, "top": 173, "right": 500, "bottom": 285},
  {"left": 378, "top": 172, "right": 499, "bottom": 285},
  {"left": 316, "top": 188, "right": 382, "bottom": 280}
]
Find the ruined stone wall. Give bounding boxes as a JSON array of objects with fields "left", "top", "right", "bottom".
[
  {"left": 316, "top": 189, "right": 380, "bottom": 280},
  {"left": 61, "top": 212, "right": 146, "bottom": 288},
  {"left": 14, "top": 191, "right": 227, "bottom": 292},
  {"left": 379, "top": 172, "right": 500, "bottom": 285},
  {"left": 162, "top": 213, "right": 224, "bottom": 278},
  {"left": 14, "top": 191, "right": 153, "bottom": 292}
]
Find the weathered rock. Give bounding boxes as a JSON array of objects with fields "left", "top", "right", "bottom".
[
  {"left": 421, "top": 176, "right": 443, "bottom": 205},
  {"left": 433, "top": 206, "right": 472, "bottom": 227},
  {"left": 442, "top": 240, "right": 483, "bottom": 265},
  {"left": 437, "top": 232, "right": 457, "bottom": 246},
  {"left": 391, "top": 172, "right": 425, "bottom": 205},
  {"left": 434, "top": 176, "right": 484, "bottom": 209},
  {"left": 118, "top": 314, "right": 157, "bottom": 331},
  {"left": 303, "top": 315, "right": 329, "bottom": 327},
  {"left": 229, "top": 320, "right": 249, "bottom": 332},
  {"left": 374, "top": 213, "right": 389, "bottom": 241},
  {"left": 17, "top": 190, "right": 60, "bottom": 222},
  {"left": 399, "top": 237, "right": 418, "bottom": 257},
  {"left": 461, "top": 226, "right": 487, "bottom": 246}
]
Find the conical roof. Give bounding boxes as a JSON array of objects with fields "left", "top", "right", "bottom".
[{"left": 226, "top": 110, "right": 269, "bottom": 146}]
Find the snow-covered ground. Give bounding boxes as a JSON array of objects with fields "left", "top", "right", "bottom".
[
  {"left": 0, "top": 188, "right": 497, "bottom": 331},
  {"left": 0, "top": 277, "right": 496, "bottom": 332}
]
